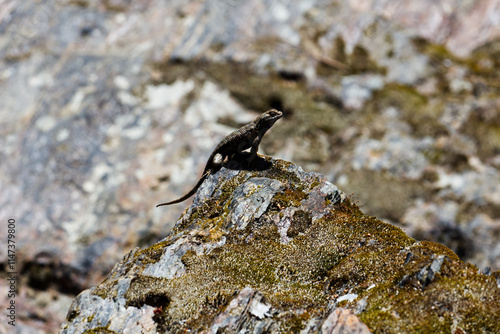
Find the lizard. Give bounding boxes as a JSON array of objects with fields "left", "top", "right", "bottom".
[{"left": 156, "top": 109, "right": 283, "bottom": 207}]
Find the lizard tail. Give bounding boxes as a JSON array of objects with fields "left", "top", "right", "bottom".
[{"left": 156, "top": 171, "right": 210, "bottom": 207}]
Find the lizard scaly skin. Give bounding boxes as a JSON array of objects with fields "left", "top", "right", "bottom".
[{"left": 157, "top": 109, "right": 282, "bottom": 207}]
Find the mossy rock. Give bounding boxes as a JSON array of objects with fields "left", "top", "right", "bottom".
[{"left": 61, "top": 158, "right": 500, "bottom": 333}]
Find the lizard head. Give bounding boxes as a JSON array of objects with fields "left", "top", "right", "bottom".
[{"left": 256, "top": 109, "right": 283, "bottom": 129}]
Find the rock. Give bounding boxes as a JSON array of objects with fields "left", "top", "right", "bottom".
[
  {"left": 320, "top": 308, "right": 370, "bottom": 334},
  {"left": 60, "top": 158, "right": 500, "bottom": 333},
  {"left": 208, "top": 287, "right": 272, "bottom": 333}
]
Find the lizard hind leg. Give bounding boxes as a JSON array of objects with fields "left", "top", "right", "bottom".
[{"left": 211, "top": 152, "right": 224, "bottom": 171}]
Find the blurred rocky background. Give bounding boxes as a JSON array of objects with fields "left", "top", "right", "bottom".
[{"left": 0, "top": 0, "right": 499, "bottom": 332}]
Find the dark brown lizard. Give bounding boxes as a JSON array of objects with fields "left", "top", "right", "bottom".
[{"left": 156, "top": 109, "right": 283, "bottom": 207}]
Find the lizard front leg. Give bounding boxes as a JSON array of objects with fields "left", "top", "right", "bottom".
[{"left": 246, "top": 134, "right": 262, "bottom": 162}]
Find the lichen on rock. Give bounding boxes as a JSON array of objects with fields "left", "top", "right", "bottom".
[{"left": 60, "top": 157, "right": 500, "bottom": 333}]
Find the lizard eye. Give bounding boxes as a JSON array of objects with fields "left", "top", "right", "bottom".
[{"left": 268, "top": 109, "right": 282, "bottom": 117}]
